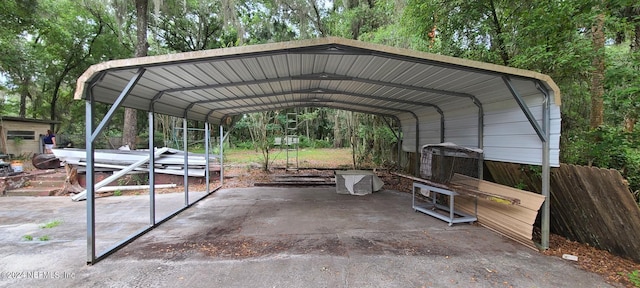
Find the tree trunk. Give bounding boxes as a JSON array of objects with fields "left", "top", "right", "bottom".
[
  {"left": 489, "top": 0, "right": 510, "bottom": 66},
  {"left": 123, "top": 0, "right": 149, "bottom": 149},
  {"left": 634, "top": 23, "right": 640, "bottom": 52},
  {"left": 624, "top": 21, "right": 640, "bottom": 132},
  {"left": 333, "top": 112, "right": 342, "bottom": 148},
  {"left": 18, "top": 78, "right": 29, "bottom": 118},
  {"left": 590, "top": 12, "right": 605, "bottom": 129},
  {"left": 305, "top": 108, "right": 310, "bottom": 140}
]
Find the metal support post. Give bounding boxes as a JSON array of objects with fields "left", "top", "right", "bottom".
[
  {"left": 85, "top": 93, "right": 95, "bottom": 265},
  {"left": 219, "top": 125, "right": 224, "bottom": 185},
  {"left": 537, "top": 81, "right": 552, "bottom": 249},
  {"left": 183, "top": 118, "right": 189, "bottom": 206},
  {"left": 205, "top": 122, "right": 210, "bottom": 194},
  {"left": 148, "top": 111, "right": 156, "bottom": 225}
]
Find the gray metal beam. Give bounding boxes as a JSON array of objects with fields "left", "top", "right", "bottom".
[
  {"left": 183, "top": 118, "right": 189, "bottom": 206},
  {"left": 91, "top": 68, "right": 146, "bottom": 140},
  {"left": 85, "top": 89, "right": 96, "bottom": 265},
  {"left": 205, "top": 121, "right": 210, "bottom": 195},
  {"left": 148, "top": 91, "right": 165, "bottom": 111},
  {"left": 164, "top": 72, "right": 473, "bottom": 100},
  {"left": 536, "top": 80, "right": 551, "bottom": 250},
  {"left": 219, "top": 125, "right": 224, "bottom": 185},
  {"left": 148, "top": 111, "right": 156, "bottom": 225},
  {"left": 472, "top": 97, "right": 484, "bottom": 180},
  {"left": 205, "top": 109, "right": 216, "bottom": 123},
  {"left": 219, "top": 99, "right": 414, "bottom": 118},
  {"left": 502, "top": 76, "right": 547, "bottom": 142},
  {"left": 223, "top": 102, "right": 396, "bottom": 120},
  {"left": 189, "top": 87, "right": 442, "bottom": 109}
]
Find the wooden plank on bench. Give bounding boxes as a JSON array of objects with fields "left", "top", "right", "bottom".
[{"left": 391, "top": 172, "right": 520, "bottom": 205}]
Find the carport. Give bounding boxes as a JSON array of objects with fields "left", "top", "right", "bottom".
[{"left": 74, "top": 37, "right": 560, "bottom": 264}]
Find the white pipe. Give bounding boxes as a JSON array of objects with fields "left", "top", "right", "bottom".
[{"left": 96, "top": 184, "right": 177, "bottom": 193}]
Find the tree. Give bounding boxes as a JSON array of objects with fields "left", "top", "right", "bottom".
[
  {"left": 591, "top": 8, "right": 605, "bottom": 128},
  {"left": 153, "top": 0, "right": 236, "bottom": 52},
  {"left": 122, "top": 0, "right": 150, "bottom": 149}
]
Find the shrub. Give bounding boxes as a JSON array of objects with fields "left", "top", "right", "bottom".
[
  {"left": 629, "top": 270, "right": 640, "bottom": 287},
  {"left": 234, "top": 141, "right": 254, "bottom": 150},
  {"left": 313, "top": 139, "right": 332, "bottom": 148},
  {"left": 563, "top": 126, "right": 640, "bottom": 193}
]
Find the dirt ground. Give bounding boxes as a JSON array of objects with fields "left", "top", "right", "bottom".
[{"left": 81, "top": 165, "right": 640, "bottom": 287}]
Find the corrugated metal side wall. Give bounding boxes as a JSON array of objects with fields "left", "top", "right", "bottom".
[{"left": 400, "top": 86, "right": 560, "bottom": 167}]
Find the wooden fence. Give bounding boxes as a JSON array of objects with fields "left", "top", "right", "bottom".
[{"left": 486, "top": 161, "right": 640, "bottom": 262}]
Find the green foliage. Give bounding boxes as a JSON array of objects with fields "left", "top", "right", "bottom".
[
  {"left": 513, "top": 181, "right": 527, "bottom": 190},
  {"left": 234, "top": 141, "right": 255, "bottom": 150},
  {"left": 564, "top": 126, "right": 640, "bottom": 192},
  {"left": 40, "top": 220, "right": 61, "bottom": 229},
  {"left": 629, "top": 270, "right": 640, "bottom": 287},
  {"left": 154, "top": 0, "right": 237, "bottom": 52},
  {"left": 38, "top": 235, "right": 50, "bottom": 241},
  {"left": 22, "top": 235, "right": 33, "bottom": 241},
  {"left": 604, "top": 45, "right": 640, "bottom": 125},
  {"left": 113, "top": 190, "right": 122, "bottom": 196},
  {"left": 325, "top": 0, "right": 395, "bottom": 40}
]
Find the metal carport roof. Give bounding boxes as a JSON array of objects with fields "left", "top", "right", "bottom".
[{"left": 75, "top": 37, "right": 560, "bottom": 263}]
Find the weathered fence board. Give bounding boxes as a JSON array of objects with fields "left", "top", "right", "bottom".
[{"left": 486, "top": 161, "right": 640, "bottom": 262}]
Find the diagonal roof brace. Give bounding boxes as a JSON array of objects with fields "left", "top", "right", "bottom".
[
  {"left": 92, "top": 68, "right": 146, "bottom": 140},
  {"left": 502, "top": 76, "right": 547, "bottom": 142}
]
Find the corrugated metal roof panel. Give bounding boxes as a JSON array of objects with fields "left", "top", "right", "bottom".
[{"left": 76, "top": 37, "right": 562, "bottom": 167}]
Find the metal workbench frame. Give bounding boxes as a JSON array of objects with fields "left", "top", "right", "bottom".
[{"left": 412, "top": 182, "right": 477, "bottom": 226}]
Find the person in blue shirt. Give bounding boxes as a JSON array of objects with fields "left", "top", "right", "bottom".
[{"left": 43, "top": 130, "right": 56, "bottom": 154}]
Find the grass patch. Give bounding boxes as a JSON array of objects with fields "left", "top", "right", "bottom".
[
  {"left": 22, "top": 235, "right": 33, "bottom": 241},
  {"left": 629, "top": 270, "right": 640, "bottom": 287},
  {"left": 40, "top": 220, "right": 62, "bottom": 229},
  {"left": 38, "top": 235, "right": 50, "bottom": 241},
  {"left": 113, "top": 190, "right": 122, "bottom": 196},
  {"left": 225, "top": 148, "right": 353, "bottom": 168}
]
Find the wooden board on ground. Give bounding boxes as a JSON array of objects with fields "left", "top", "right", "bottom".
[
  {"left": 391, "top": 172, "right": 545, "bottom": 250},
  {"left": 451, "top": 174, "right": 543, "bottom": 209},
  {"left": 450, "top": 174, "right": 545, "bottom": 250}
]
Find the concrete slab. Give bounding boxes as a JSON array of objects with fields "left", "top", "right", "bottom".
[{"left": 0, "top": 188, "right": 611, "bottom": 287}]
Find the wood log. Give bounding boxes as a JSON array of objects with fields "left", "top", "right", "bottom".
[
  {"left": 59, "top": 164, "right": 83, "bottom": 195},
  {"left": 32, "top": 154, "right": 61, "bottom": 170}
]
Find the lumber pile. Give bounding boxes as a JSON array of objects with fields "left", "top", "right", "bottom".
[{"left": 451, "top": 174, "right": 545, "bottom": 250}]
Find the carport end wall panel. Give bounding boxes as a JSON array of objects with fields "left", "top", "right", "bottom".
[
  {"left": 481, "top": 96, "right": 561, "bottom": 166},
  {"left": 400, "top": 110, "right": 441, "bottom": 152},
  {"left": 483, "top": 148, "right": 560, "bottom": 167}
]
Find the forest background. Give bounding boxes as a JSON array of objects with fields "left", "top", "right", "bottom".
[{"left": 1, "top": 0, "right": 639, "bottom": 195}]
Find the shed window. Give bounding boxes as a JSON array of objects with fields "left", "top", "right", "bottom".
[{"left": 7, "top": 130, "right": 35, "bottom": 140}]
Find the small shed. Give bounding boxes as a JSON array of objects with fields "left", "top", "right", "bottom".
[{"left": 0, "top": 116, "right": 57, "bottom": 157}]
